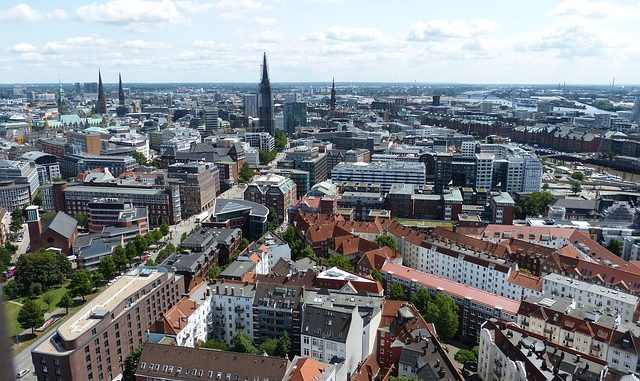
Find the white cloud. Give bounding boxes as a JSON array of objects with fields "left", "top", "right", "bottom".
[
  {"left": 11, "top": 43, "right": 37, "bottom": 53},
  {"left": 50, "top": 9, "right": 68, "bottom": 19},
  {"left": 255, "top": 30, "right": 281, "bottom": 43},
  {"left": 76, "top": 0, "right": 184, "bottom": 25},
  {"left": 191, "top": 40, "right": 229, "bottom": 50},
  {"left": 325, "top": 26, "right": 381, "bottom": 42},
  {"left": 551, "top": 0, "right": 640, "bottom": 19},
  {"left": 213, "top": 0, "right": 265, "bottom": 11},
  {"left": 123, "top": 40, "right": 169, "bottom": 49},
  {"left": 44, "top": 35, "right": 109, "bottom": 54},
  {"left": 254, "top": 16, "right": 276, "bottom": 26},
  {"left": 0, "top": 4, "right": 43, "bottom": 22},
  {"left": 408, "top": 18, "right": 497, "bottom": 41}
]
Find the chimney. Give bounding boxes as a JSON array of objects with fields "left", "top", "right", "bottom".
[
  {"left": 224, "top": 286, "right": 228, "bottom": 295},
  {"left": 231, "top": 287, "right": 235, "bottom": 296},
  {"left": 206, "top": 287, "right": 211, "bottom": 296}
]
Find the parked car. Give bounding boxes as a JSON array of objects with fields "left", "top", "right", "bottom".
[{"left": 17, "top": 369, "right": 29, "bottom": 378}]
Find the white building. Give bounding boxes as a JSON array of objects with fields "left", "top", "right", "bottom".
[
  {"left": 330, "top": 161, "right": 425, "bottom": 192},
  {"left": 475, "top": 153, "right": 494, "bottom": 190},
  {"left": 208, "top": 280, "right": 256, "bottom": 344},
  {"left": 243, "top": 144, "right": 260, "bottom": 166},
  {"left": 542, "top": 273, "right": 640, "bottom": 324},
  {"left": 171, "top": 283, "right": 212, "bottom": 348},
  {"left": 242, "top": 132, "right": 275, "bottom": 152},
  {"left": 462, "top": 141, "right": 477, "bottom": 156}
]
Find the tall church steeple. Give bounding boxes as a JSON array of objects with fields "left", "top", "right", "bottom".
[
  {"left": 258, "top": 52, "right": 274, "bottom": 135},
  {"left": 118, "top": 73, "right": 125, "bottom": 106},
  {"left": 96, "top": 70, "right": 107, "bottom": 114},
  {"left": 330, "top": 77, "right": 336, "bottom": 111}
]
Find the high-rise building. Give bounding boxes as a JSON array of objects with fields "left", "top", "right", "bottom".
[
  {"left": 243, "top": 94, "right": 258, "bottom": 117},
  {"left": 167, "top": 162, "right": 220, "bottom": 217},
  {"left": 283, "top": 101, "right": 307, "bottom": 135},
  {"left": 329, "top": 77, "right": 336, "bottom": 111},
  {"left": 633, "top": 97, "right": 640, "bottom": 123},
  {"left": 203, "top": 107, "right": 219, "bottom": 136},
  {"left": 258, "top": 53, "right": 274, "bottom": 136},
  {"left": 475, "top": 153, "right": 494, "bottom": 191},
  {"left": 96, "top": 70, "right": 107, "bottom": 114}
]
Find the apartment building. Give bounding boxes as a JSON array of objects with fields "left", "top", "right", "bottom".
[
  {"left": 167, "top": 162, "right": 220, "bottom": 217},
  {"left": 331, "top": 162, "right": 425, "bottom": 193},
  {"left": 244, "top": 174, "right": 297, "bottom": 222}
]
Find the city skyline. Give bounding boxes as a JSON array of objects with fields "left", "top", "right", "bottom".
[{"left": 1, "top": 0, "right": 639, "bottom": 85}]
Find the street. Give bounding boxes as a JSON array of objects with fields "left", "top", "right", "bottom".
[{"left": 12, "top": 324, "right": 58, "bottom": 381}]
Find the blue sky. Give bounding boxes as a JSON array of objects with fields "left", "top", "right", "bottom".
[{"left": 0, "top": 0, "right": 638, "bottom": 84}]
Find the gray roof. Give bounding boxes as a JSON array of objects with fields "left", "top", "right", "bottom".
[
  {"left": 220, "top": 260, "right": 255, "bottom": 279},
  {"left": 553, "top": 198, "right": 597, "bottom": 211},
  {"left": 47, "top": 212, "right": 78, "bottom": 239},
  {"left": 213, "top": 198, "right": 268, "bottom": 218},
  {"left": 302, "top": 304, "right": 353, "bottom": 343}
]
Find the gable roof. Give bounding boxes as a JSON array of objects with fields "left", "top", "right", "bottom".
[{"left": 46, "top": 212, "right": 78, "bottom": 239}]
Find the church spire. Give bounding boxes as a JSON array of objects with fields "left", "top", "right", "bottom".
[
  {"left": 118, "top": 73, "right": 125, "bottom": 106},
  {"left": 258, "top": 52, "right": 274, "bottom": 135},
  {"left": 261, "top": 52, "right": 270, "bottom": 84},
  {"left": 96, "top": 69, "right": 107, "bottom": 114},
  {"left": 330, "top": 77, "right": 336, "bottom": 111}
]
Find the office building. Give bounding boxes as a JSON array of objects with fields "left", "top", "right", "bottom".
[
  {"left": 284, "top": 101, "right": 307, "bottom": 135},
  {"left": 167, "top": 162, "right": 220, "bottom": 217},
  {"left": 243, "top": 94, "right": 258, "bottom": 117},
  {"left": 475, "top": 153, "right": 494, "bottom": 190},
  {"left": 203, "top": 107, "right": 219, "bottom": 136},
  {"left": 244, "top": 174, "right": 297, "bottom": 222},
  {"left": 279, "top": 146, "right": 328, "bottom": 185},
  {"left": 208, "top": 198, "right": 268, "bottom": 241},
  {"left": 60, "top": 154, "right": 137, "bottom": 178},
  {"left": 243, "top": 132, "right": 275, "bottom": 152},
  {"left": 66, "top": 131, "right": 102, "bottom": 155},
  {"left": 0, "top": 159, "right": 40, "bottom": 199},
  {"left": 87, "top": 197, "right": 149, "bottom": 235},
  {"left": 31, "top": 267, "right": 184, "bottom": 381},
  {"left": 0, "top": 181, "right": 32, "bottom": 211},
  {"left": 20, "top": 151, "right": 61, "bottom": 184},
  {"left": 331, "top": 162, "right": 425, "bottom": 193}
]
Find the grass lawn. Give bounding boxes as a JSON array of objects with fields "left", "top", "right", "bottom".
[
  {"left": 19, "top": 283, "right": 70, "bottom": 313},
  {"left": 4, "top": 302, "right": 22, "bottom": 337}
]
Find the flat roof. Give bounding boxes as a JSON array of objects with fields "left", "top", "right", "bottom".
[
  {"left": 543, "top": 273, "right": 640, "bottom": 304},
  {"left": 64, "top": 185, "right": 166, "bottom": 196}
]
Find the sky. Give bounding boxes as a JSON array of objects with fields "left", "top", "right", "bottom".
[{"left": 0, "top": 0, "right": 639, "bottom": 84}]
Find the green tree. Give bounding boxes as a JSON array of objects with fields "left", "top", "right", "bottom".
[
  {"left": 57, "top": 292, "right": 74, "bottom": 314},
  {"left": 517, "top": 191, "right": 556, "bottom": 219},
  {"left": 15, "top": 250, "right": 70, "bottom": 291},
  {"left": 375, "top": 235, "right": 397, "bottom": 251},
  {"left": 267, "top": 207, "right": 280, "bottom": 231},
  {"left": 125, "top": 241, "right": 137, "bottom": 265},
  {"left": 371, "top": 269, "right": 385, "bottom": 286},
  {"left": 113, "top": 246, "right": 128, "bottom": 271},
  {"left": 4, "top": 280, "right": 21, "bottom": 299},
  {"left": 42, "top": 291, "right": 55, "bottom": 311},
  {"left": 571, "top": 181, "right": 582, "bottom": 195},
  {"left": 10, "top": 207, "right": 25, "bottom": 234},
  {"left": 17, "top": 299, "right": 45, "bottom": 334},
  {"left": 425, "top": 293, "right": 459, "bottom": 342},
  {"left": 40, "top": 211, "right": 56, "bottom": 227},
  {"left": 131, "top": 151, "right": 149, "bottom": 166},
  {"left": 146, "top": 259, "right": 157, "bottom": 266},
  {"left": 275, "top": 333, "right": 291, "bottom": 358},
  {"left": 570, "top": 171, "right": 585, "bottom": 181},
  {"left": 389, "top": 282, "right": 406, "bottom": 301},
  {"left": 29, "top": 282, "right": 43, "bottom": 299},
  {"left": 123, "top": 346, "right": 143, "bottom": 381},
  {"left": 259, "top": 149, "right": 277, "bottom": 165},
  {"left": 208, "top": 266, "right": 221, "bottom": 279},
  {"left": 69, "top": 270, "right": 93, "bottom": 301},
  {"left": 238, "top": 238, "right": 250, "bottom": 251},
  {"left": 133, "top": 236, "right": 149, "bottom": 259},
  {"left": 231, "top": 331, "right": 259, "bottom": 354},
  {"left": 259, "top": 338, "right": 278, "bottom": 356},
  {"left": 239, "top": 162, "right": 255, "bottom": 183},
  {"left": 389, "top": 376, "right": 419, "bottom": 381},
  {"left": 32, "top": 191, "right": 43, "bottom": 206},
  {"left": 324, "top": 255, "right": 353, "bottom": 271},
  {"left": 299, "top": 247, "right": 317, "bottom": 261},
  {"left": 99, "top": 255, "right": 116, "bottom": 279},
  {"left": 74, "top": 212, "right": 89, "bottom": 229},
  {"left": 411, "top": 288, "right": 431, "bottom": 315},
  {"left": 606, "top": 239, "right": 623, "bottom": 256},
  {"left": 198, "top": 339, "right": 229, "bottom": 350},
  {"left": 159, "top": 222, "right": 170, "bottom": 237},
  {"left": 274, "top": 130, "right": 287, "bottom": 149},
  {"left": 542, "top": 183, "right": 550, "bottom": 191},
  {"left": 92, "top": 272, "right": 104, "bottom": 288},
  {"left": 454, "top": 348, "right": 478, "bottom": 368}
]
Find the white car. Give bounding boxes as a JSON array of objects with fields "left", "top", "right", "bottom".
[{"left": 17, "top": 369, "right": 29, "bottom": 378}]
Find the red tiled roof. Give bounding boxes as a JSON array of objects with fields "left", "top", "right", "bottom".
[
  {"left": 508, "top": 271, "right": 542, "bottom": 291},
  {"left": 288, "top": 358, "right": 329, "bottom": 381},
  {"left": 382, "top": 262, "right": 520, "bottom": 314}
]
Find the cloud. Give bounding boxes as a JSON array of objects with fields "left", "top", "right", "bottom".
[
  {"left": 123, "top": 40, "right": 169, "bottom": 49},
  {"left": 191, "top": 40, "right": 229, "bottom": 50},
  {"left": 44, "top": 35, "right": 110, "bottom": 54},
  {"left": 256, "top": 30, "right": 281, "bottom": 43},
  {"left": 551, "top": 0, "right": 640, "bottom": 19},
  {"left": 408, "top": 18, "right": 497, "bottom": 41},
  {"left": 212, "top": 0, "right": 265, "bottom": 11},
  {"left": 0, "top": 4, "right": 43, "bottom": 22},
  {"left": 50, "top": 9, "right": 68, "bottom": 19},
  {"left": 76, "top": 0, "right": 184, "bottom": 25},
  {"left": 325, "top": 26, "right": 382, "bottom": 42},
  {"left": 254, "top": 16, "right": 276, "bottom": 26},
  {"left": 11, "top": 43, "right": 37, "bottom": 53}
]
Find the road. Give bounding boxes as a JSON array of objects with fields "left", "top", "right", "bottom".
[{"left": 11, "top": 224, "right": 31, "bottom": 262}]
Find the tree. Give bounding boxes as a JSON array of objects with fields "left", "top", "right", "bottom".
[
  {"left": 42, "top": 291, "right": 55, "bottom": 311},
  {"left": 113, "top": 246, "right": 128, "bottom": 271},
  {"left": 375, "top": 235, "right": 397, "bottom": 251},
  {"left": 274, "top": 130, "right": 287, "bottom": 149},
  {"left": 198, "top": 339, "right": 229, "bottom": 350},
  {"left": 570, "top": 171, "right": 585, "bottom": 181},
  {"left": 259, "top": 149, "right": 277, "bottom": 165},
  {"left": 74, "top": 212, "right": 88, "bottom": 230},
  {"left": 159, "top": 222, "right": 170, "bottom": 237},
  {"left": 571, "top": 181, "right": 582, "bottom": 195},
  {"left": 267, "top": 208, "right": 280, "bottom": 231},
  {"left": 40, "top": 211, "right": 56, "bottom": 227},
  {"left": 371, "top": 269, "right": 384, "bottom": 285},
  {"left": 324, "top": 255, "right": 353, "bottom": 271},
  {"left": 57, "top": 292, "right": 74, "bottom": 314},
  {"left": 411, "top": 288, "right": 431, "bottom": 315},
  {"left": 389, "top": 282, "right": 406, "bottom": 301},
  {"left": 17, "top": 299, "right": 45, "bottom": 334},
  {"left": 606, "top": 239, "right": 623, "bottom": 256},
  {"left": 454, "top": 349, "right": 478, "bottom": 369},
  {"left": 146, "top": 259, "right": 157, "bottom": 266},
  {"left": 133, "top": 236, "right": 149, "bottom": 259},
  {"left": 69, "top": 270, "right": 92, "bottom": 301},
  {"left": 231, "top": 331, "right": 259, "bottom": 354},
  {"left": 92, "top": 272, "right": 104, "bottom": 288},
  {"left": 99, "top": 255, "right": 116, "bottom": 279},
  {"left": 239, "top": 163, "right": 255, "bottom": 183},
  {"left": 542, "top": 183, "right": 550, "bottom": 191},
  {"left": 131, "top": 151, "right": 149, "bottom": 166},
  {"left": 4, "top": 280, "right": 21, "bottom": 299},
  {"left": 10, "top": 207, "right": 25, "bottom": 234},
  {"left": 32, "top": 191, "right": 43, "bottom": 206},
  {"left": 299, "top": 247, "right": 317, "bottom": 261},
  {"left": 275, "top": 333, "right": 291, "bottom": 358},
  {"left": 15, "top": 250, "right": 71, "bottom": 291},
  {"left": 239, "top": 238, "right": 250, "bottom": 251},
  {"left": 123, "top": 346, "right": 142, "bottom": 381},
  {"left": 425, "top": 293, "right": 459, "bottom": 342},
  {"left": 29, "top": 282, "right": 43, "bottom": 299},
  {"left": 125, "top": 241, "right": 137, "bottom": 265},
  {"left": 517, "top": 191, "right": 556, "bottom": 219},
  {"left": 259, "top": 338, "right": 278, "bottom": 356}
]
